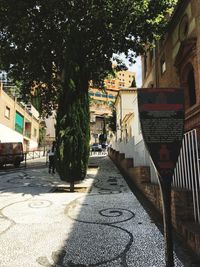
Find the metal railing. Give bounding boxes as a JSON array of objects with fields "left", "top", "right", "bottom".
[
  {"left": 111, "top": 129, "right": 200, "bottom": 224},
  {"left": 150, "top": 129, "right": 200, "bottom": 223},
  {"left": 0, "top": 148, "right": 47, "bottom": 169},
  {"left": 172, "top": 129, "right": 200, "bottom": 223},
  {"left": 25, "top": 149, "right": 45, "bottom": 160}
]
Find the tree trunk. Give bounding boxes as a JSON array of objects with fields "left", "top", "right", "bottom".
[
  {"left": 70, "top": 181, "right": 75, "bottom": 192},
  {"left": 55, "top": 63, "right": 90, "bottom": 183}
]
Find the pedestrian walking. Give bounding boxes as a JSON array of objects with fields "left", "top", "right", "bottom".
[{"left": 47, "top": 141, "right": 56, "bottom": 174}]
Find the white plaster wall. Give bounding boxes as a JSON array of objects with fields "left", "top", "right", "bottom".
[
  {"left": 115, "top": 100, "right": 121, "bottom": 141},
  {"left": 0, "top": 123, "right": 23, "bottom": 143},
  {"left": 45, "top": 113, "right": 56, "bottom": 138},
  {"left": 121, "top": 93, "right": 135, "bottom": 118},
  {"left": 29, "top": 139, "right": 38, "bottom": 150},
  {"left": 131, "top": 93, "right": 143, "bottom": 144},
  {"left": 124, "top": 137, "right": 135, "bottom": 159}
]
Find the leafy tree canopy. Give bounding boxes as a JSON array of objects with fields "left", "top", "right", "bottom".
[{"left": 0, "top": 0, "right": 176, "bottom": 115}]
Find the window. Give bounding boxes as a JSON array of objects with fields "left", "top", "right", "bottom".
[
  {"left": 188, "top": 69, "right": 196, "bottom": 106},
  {"left": 102, "top": 94, "right": 107, "bottom": 98},
  {"left": 89, "top": 92, "right": 94, "bottom": 96},
  {"left": 15, "top": 112, "right": 24, "bottom": 134},
  {"left": 5, "top": 106, "right": 10, "bottom": 119}
]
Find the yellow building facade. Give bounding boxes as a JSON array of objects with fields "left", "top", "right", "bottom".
[{"left": 0, "top": 83, "right": 40, "bottom": 151}]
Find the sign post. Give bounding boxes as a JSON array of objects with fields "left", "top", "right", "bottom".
[{"left": 137, "top": 88, "right": 184, "bottom": 267}]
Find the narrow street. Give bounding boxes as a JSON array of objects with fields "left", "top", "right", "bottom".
[{"left": 0, "top": 155, "right": 196, "bottom": 267}]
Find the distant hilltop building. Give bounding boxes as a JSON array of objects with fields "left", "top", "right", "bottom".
[
  {"left": 89, "top": 69, "right": 136, "bottom": 109},
  {"left": 104, "top": 69, "right": 136, "bottom": 90}
]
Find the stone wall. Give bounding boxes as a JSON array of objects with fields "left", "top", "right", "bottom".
[{"left": 108, "top": 147, "right": 200, "bottom": 258}]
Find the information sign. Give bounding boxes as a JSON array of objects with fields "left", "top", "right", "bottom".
[
  {"left": 138, "top": 88, "right": 184, "bottom": 182},
  {"left": 138, "top": 88, "right": 184, "bottom": 267}
]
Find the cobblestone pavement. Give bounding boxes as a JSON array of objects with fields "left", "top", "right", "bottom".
[{"left": 0, "top": 155, "right": 195, "bottom": 267}]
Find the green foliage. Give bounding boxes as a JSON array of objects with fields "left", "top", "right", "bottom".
[
  {"left": 0, "top": 1, "right": 177, "bottom": 106},
  {"left": 130, "top": 77, "right": 137, "bottom": 88},
  {"left": 107, "top": 107, "right": 117, "bottom": 133},
  {"left": 0, "top": 0, "right": 177, "bottom": 181},
  {"left": 56, "top": 69, "right": 90, "bottom": 181},
  {"left": 39, "top": 124, "right": 46, "bottom": 146}
]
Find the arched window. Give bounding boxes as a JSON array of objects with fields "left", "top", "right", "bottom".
[{"left": 187, "top": 68, "right": 196, "bottom": 107}]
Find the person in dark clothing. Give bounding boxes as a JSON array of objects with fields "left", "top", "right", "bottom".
[{"left": 47, "top": 141, "right": 56, "bottom": 174}]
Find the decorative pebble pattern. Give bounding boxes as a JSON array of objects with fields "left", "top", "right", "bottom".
[{"left": 0, "top": 156, "right": 196, "bottom": 266}]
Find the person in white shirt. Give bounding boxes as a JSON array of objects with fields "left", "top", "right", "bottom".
[{"left": 47, "top": 141, "right": 56, "bottom": 174}]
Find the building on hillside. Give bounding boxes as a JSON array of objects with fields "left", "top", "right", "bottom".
[
  {"left": 89, "top": 88, "right": 118, "bottom": 103},
  {"left": 141, "top": 0, "right": 200, "bottom": 140},
  {"left": 89, "top": 69, "right": 135, "bottom": 103},
  {"left": 104, "top": 69, "right": 136, "bottom": 89},
  {"left": 0, "top": 83, "right": 40, "bottom": 151},
  {"left": 89, "top": 69, "right": 136, "bottom": 144}
]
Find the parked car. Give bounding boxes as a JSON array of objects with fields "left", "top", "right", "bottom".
[
  {"left": 91, "top": 143, "right": 102, "bottom": 152},
  {"left": 0, "top": 142, "right": 24, "bottom": 168}
]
